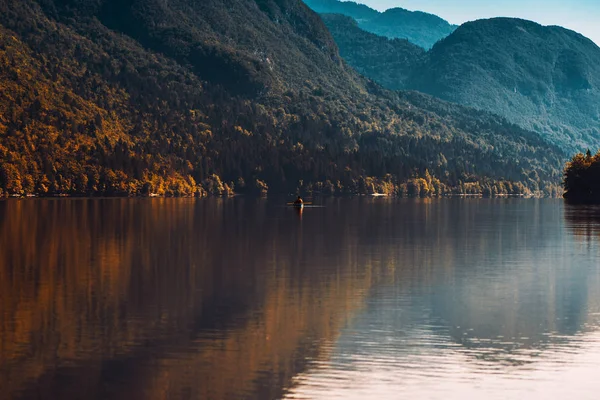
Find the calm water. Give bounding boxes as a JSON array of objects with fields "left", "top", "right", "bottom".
[{"left": 1, "top": 198, "right": 600, "bottom": 399}]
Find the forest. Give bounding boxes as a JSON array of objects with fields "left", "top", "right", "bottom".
[
  {"left": 563, "top": 150, "right": 600, "bottom": 202},
  {"left": 0, "top": 0, "right": 565, "bottom": 198},
  {"left": 317, "top": 8, "right": 600, "bottom": 154}
]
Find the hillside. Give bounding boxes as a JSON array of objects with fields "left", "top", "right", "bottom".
[
  {"left": 320, "top": 14, "right": 425, "bottom": 89},
  {"left": 322, "top": 16, "right": 600, "bottom": 153},
  {"left": 409, "top": 18, "right": 600, "bottom": 152},
  {"left": 302, "top": 0, "right": 378, "bottom": 21},
  {"left": 303, "top": 0, "right": 456, "bottom": 49},
  {"left": 0, "top": 0, "right": 564, "bottom": 197}
]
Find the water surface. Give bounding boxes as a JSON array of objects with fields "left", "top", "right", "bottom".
[{"left": 1, "top": 198, "right": 599, "bottom": 399}]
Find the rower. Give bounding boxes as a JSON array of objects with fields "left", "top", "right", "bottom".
[{"left": 293, "top": 196, "right": 303, "bottom": 206}]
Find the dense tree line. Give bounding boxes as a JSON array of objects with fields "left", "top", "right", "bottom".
[
  {"left": 0, "top": 0, "right": 564, "bottom": 198},
  {"left": 564, "top": 150, "right": 600, "bottom": 202}
]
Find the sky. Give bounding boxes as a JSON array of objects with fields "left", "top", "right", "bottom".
[{"left": 354, "top": 0, "right": 600, "bottom": 46}]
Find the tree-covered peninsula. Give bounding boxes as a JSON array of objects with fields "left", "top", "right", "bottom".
[{"left": 564, "top": 150, "right": 600, "bottom": 202}]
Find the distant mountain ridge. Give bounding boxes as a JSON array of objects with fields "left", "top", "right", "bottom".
[
  {"left": 303, "top": 0, "right": 378, "bottom": 21},
  {"left": 320, "top": 14, "right": 425, "bottom": 89},
  {"left": 303, "top": 0, "right": 457, "bottom": 49},
  {"left": 321, "top": 15, "right": 600, "bottom": 152},
  {"left": 409, "top": 18, "right": 600, "bottom": 152}
]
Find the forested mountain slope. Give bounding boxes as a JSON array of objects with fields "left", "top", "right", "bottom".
[
  {"left": 0, "top": 0, "right": 564, "bottom": 197},
  {"left": 409, "top": 18, "right": 600, "bottom": 153},
  {"left": 303, "top": 0, "right": 456, "bottom": 49},
  {"left": 320, "top": 14, "right": 424, "bottom": 89},
  {"left": 322, "top": 15, "right": 600, "bottom": 153}
]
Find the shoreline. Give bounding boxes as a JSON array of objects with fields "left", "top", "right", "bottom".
[{"left": 0, "top": 193, "right": 563, "bottom": 200}]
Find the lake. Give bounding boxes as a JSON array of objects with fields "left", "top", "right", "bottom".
[{"left": 1, "top": 198, "right": 599, "bottom": 399}]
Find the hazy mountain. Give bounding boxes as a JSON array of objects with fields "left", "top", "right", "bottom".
[
  {"left": 303, "top": 0, "right": 378, "bottom": 21},
  {"left": 409, "top": 18, "right": 600, "bottom": 152},
  {"left": 320, "top": 14, "right": 425, "bottom": 89},
  {"left": 0, "top": 0, "right": 563, "bottom": 197},
  {"left": 323, "top": 16, "right": 600, "bottom": 152},
  {"left": 303, "top": 0, "right": 457, "bottom": 49}
]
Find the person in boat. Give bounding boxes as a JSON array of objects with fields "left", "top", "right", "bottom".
[{"left": 293, "top": 196, "right": 303, "bottom": 206}]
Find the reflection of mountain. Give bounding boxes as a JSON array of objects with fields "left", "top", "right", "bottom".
[
  {"left": 0, "top": 199, "right": 380, "bottom": 399},
  {"left": 285, "top": 200, "right": 600, "bottom": 399},
  {"left": 428, "top": 202, "right": 600, "bottom": 350},
  {"left": 3, "top": 199, "right": 600, "bottom": 399},
  {"left": 323, "top": 200, "right": 600, "bottom": 363}
]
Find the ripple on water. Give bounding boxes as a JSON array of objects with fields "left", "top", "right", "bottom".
[
  {"left": 285, "top": 327, "right": 600, "bottom": 400},
  {"left": 3, "top": 199, "right": 600, "bottom": 400}
]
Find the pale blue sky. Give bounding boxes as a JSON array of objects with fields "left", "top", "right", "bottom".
[{"left": 355, "top": 0, "right": 600, "bottom": 46}]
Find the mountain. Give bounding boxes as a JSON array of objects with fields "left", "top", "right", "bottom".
[
  {"left": 409, "top": 18, "right": 600, "bottom": 152},
  {"left": 361, "top": 8, "right": 458, "bottom": 50},
  {"left": 302, "top": 0, "right": 378, "bottom": 21},
  {"left": 0, "top": 0, "right": 564, "bottom": 197},
  {"left": 322, "top": 16, "right": 600, "bottom": 153},
  {"left": 320, "top": 14, "right": 424, "bottom": 89},
  {"left": 303, "top": 0, "right": 457, "bottom": 49}
]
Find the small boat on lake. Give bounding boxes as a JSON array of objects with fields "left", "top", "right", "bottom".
[
  {"left": 288, "top": 196, "right": 321, "bottom": 209},
  {"left": 292, "top": 196, "right": 304, "bottom": 208}
]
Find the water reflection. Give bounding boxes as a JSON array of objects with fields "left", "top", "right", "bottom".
[
  {"left": 286, "top": 200, "right": 600, "bottom": 399},
  {"left": 0, "top": 198, "right": 384, "bottom": 399},
  {"left": 1, "top": 199, "right": 599, "bottom": 399},
  {"left": 565, "top": 203, "right": 600, "bottom": 241}
]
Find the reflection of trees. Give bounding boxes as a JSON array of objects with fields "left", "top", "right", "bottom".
[
  {"left": 0, "top": 198, "right": 383, "bottom": 399},
  {"left": 564, "top": 204, "right": 600, "bottom": 240},
  {"left": 3, "top": 199, "right": 599, "bottom": 398}
]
